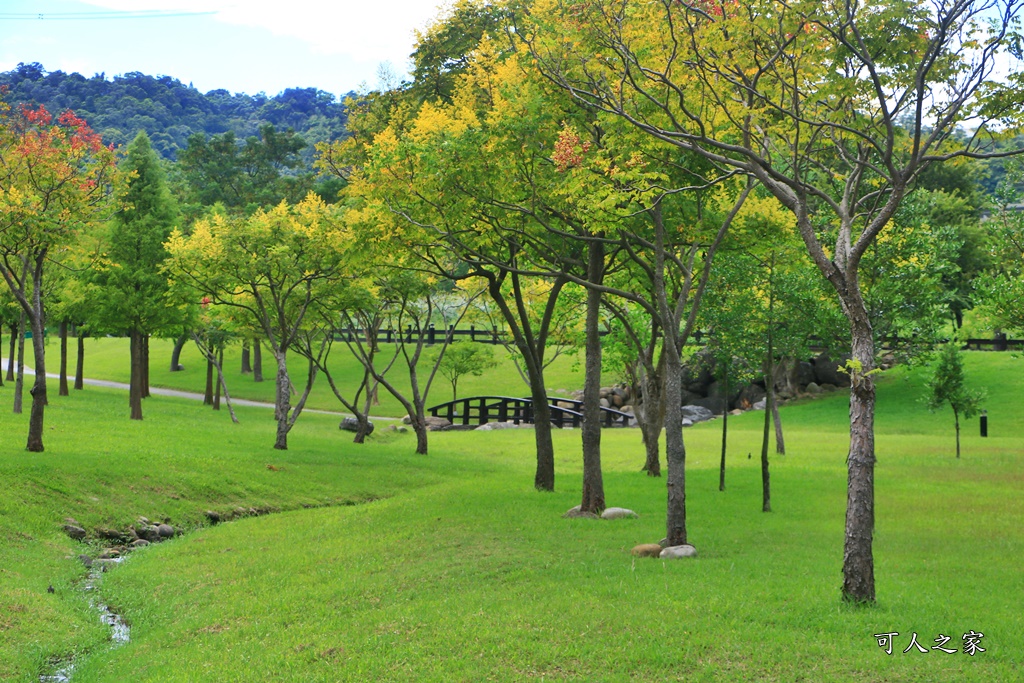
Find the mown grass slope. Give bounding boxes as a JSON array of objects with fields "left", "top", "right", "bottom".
[{"left": 1, "top": 352, "right": 1020, "bottom": 681}]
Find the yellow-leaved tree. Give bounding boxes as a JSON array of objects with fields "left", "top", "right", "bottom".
[
  {"left": 528, "top": 0, "right": 1024, "bottom": 602},
  {"left": 165, "top": 194, "right": 350, "bottom": 450}
]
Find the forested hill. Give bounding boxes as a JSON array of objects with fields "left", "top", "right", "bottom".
[{"left": 0, "top": 62, "right": 353, "bottom": 161}]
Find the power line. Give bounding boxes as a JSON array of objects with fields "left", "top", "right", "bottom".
[{"left": 0, "top": 10, "right": 215, "bottom": 21}]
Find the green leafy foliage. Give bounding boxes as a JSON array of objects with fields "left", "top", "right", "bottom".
[
  {"left": 94, "top": 132, "right": 179, "bottom": 336},
  {"left": 0, "top": 62, "right": 351, "bottom": 161},
  {"left": 924, "top": 341, "right": 986, "bottom": 457},
  {"left": 925, "top": 342, "right": 985, "bottom": 419},
  {"left": 435, "top": 341, "right": 497, "bottom": 401}
]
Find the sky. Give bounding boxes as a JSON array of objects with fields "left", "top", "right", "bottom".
[{"left": 0, "top": 0, "right": 445, "bottom": 98}]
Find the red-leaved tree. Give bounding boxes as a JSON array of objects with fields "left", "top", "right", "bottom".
[{"left": 0, "top": 101, "right": 117, "bottom": 451}]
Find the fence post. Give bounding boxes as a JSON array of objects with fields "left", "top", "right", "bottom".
[
  {"left": 994, "top": 331, "right": 1008, "bottom": 351},
  {"left": 470, "top": 325, "right": 476, "bottom": 342},
  {"left": 492, "top": 326, "right": 498, "bottom": 344},
  {"left": 428, "top": 324, "right": 436, "bottom": 345}
]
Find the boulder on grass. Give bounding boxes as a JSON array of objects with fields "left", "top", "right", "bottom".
[
  {"left": 95, "top": 527, "right": 129, "bottom": 543},
  {"left": 475, "top": 421, "right": 521, "bottom": 431},
  {"left": 734, "top": 384, "right": 766, "bottom": 410},
  {"left": 631, "top": 544, "right": 663, "bottom": 558},
  {"left": 692, "top": 396, "right": 727, "bottom": 415},
  {"left": 797, "top": 361, "right": 816, "bottom": 387},
  {"left": 562, "top": 505, "right": 600, "bottom": 519},
  {"left": 339, "top": 417, "right": 373, "bottom": 434},
  {"left": 660, "top": 544, "right": 698, "bottom": 559},
  {"left": 424, "top": 416, "right": 452, "bottom": 431},
  {"left": 601, "top": 507, "right": 638, "bottom": 520},
  {"left": 681, "top": 405, "right": 714, "bottom": 423},
  {"left": 812, "top": 352, "right": 851, "bottom": 387}
]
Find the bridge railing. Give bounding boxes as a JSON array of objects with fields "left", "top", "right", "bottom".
[{"left": 427, "top": 396, "right": 632, "bottom": 428}]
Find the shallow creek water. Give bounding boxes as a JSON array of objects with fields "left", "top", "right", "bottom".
[{"left": 40, "top": 557, "right": 130, "bottom": 682}]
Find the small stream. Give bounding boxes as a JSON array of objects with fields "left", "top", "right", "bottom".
[{"left": 40, "top": 558, "right": 130, "bottom": 683}]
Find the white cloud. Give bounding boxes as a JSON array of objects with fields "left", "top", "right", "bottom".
[{"left": 79, "top": 0, "right": 445, "bottom": 68}]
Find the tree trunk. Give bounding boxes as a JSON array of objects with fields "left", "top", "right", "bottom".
[
  {"left": 26, "top": 312, "right": 47, "bottom": 451},
  {"left": 580, "top": 240, "right": 605, "bottom": 514},
  {"left": 353, "top": 413, "right": 372, "bottom": 444},
  {"left": 204, "top": 354, "right": 214, "bottom": 405},
  {"left": 842, "top": 320, "right": 877, "bottom": 603},
  {"left": 210, "top": 345, "right": 238, "bottom": 423},
  {"left": 274, "top": 350, "right": 291, "bottom": 450},
  {"left": 719, "top": 373, "right": 728, "bottom": 492},
  {"left": 761, "top": 377, "right": 772, "bottom": 513},
  {"left": 141, "top": 333, "right": 150, "bottom": 398},
  {"left": 529, "top": 380, "right": 556, "bottom": 490},
  {"left": 409, "top": 414, "right": 429, "bottom": 455},
  {"left": 58, "top": 321, "right": 69, "bottom": 396},
  {"left": 129, "top": 329, "right": 144, "bottom": 421},
  {"left": 6, "top": 323, "right": 15, "bottom": 381},
  {"left": 772, "top": 396, "right": 785, "bottom": 455},
  {"left": 0, "top": 324, "right": 4, "bottom": 387},
  {"left": 639, "top": 366, "right": 664, "bottom": 477},
  {"left": 169, "top": 333, "right": 187, "bottom": 372},
  {"left": 663, "top": 348, "right": 688, "bottom": 546},
  {"left": 484, "top": 273, "right": 560, "bottom": 491},
  {"left": 13, "top": 314, "right": 25, "bottom": 414},
  {"left": 241, "top": 338, "right": 252, "bottom": 374},
  {"left": 75, "top": 332, "right": 85, "bottom": 390},
  {"left": 213, "top": 346, "right": 223, "bottom": 411},
  {"left": 954, "top": 408, "right": 961, "bottom": 459},
  {"left": 354, "top": 372, "right": 376, "bottom": 444},
  {"left": 253, "top": 339, "right": 264, "bottom": 382}
]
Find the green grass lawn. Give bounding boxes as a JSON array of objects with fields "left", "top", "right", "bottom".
[
  {"left": 0, "top": 352, "right": 1021, "bottom": 681},
  {"left": 52, "top": 336, "right": 591, "bottom": 418}
]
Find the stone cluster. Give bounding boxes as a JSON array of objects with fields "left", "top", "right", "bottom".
[
  {"left": 62, "top": 507, "right": 271, "bottom": 567},
  {"left": 557, "top": 349, "right": 873, "bottom": 424}
]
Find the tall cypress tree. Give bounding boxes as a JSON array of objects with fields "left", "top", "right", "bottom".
[{"left": 99, "top": 132, "right": 178, "bottom": 420}]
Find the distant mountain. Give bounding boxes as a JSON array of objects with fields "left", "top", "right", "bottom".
[{"left": 0, "top": 62, "right": 353, "bottom": 162}]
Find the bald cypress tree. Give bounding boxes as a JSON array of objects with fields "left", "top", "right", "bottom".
[{"left": 98, "top": 132, "right": 178, "bottom": 420}]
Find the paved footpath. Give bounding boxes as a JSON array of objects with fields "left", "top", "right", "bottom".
[{"left": 0, "top": 357, "right": 398, "bottom": 421}]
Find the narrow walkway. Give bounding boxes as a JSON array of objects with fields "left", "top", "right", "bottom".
[{"left": 0, "top": 358, "right": 398, "bottom": 421}]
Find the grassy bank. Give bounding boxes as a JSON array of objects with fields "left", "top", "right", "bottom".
[{"left": 0, "top": 352, "right": 1021, "bottom": 681}]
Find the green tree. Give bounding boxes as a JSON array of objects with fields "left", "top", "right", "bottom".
[
  {"left": 979, "top": 157, "right": 1024, "bottom": 334},
  {"left": 531, "top": 0, "right": 1024, "bottom": 603},
  {"left": 177, "top": 124, "right": 311, "bottom": 216},
  {"left": 96, "top": 131, "right": 178, "bottom": 420},
  {"left": 437, "top": 341, "right": 496, "bottom": 402},
  {"left": 409, "top": 0, "right": 512, "bottom": 104},
  {"left": 166, "top": 195, "right": 349, "bottom": 450},
  {"left": 925, "top": 343, "right": 985, "bottom": 458}
]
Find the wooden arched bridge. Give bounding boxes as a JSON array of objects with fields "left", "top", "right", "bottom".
[{"left": 427, "top": 396, "right": 633, "bottom": 429}]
